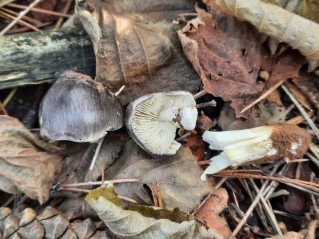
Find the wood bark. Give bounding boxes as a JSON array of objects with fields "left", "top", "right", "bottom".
[{"left": 0, "top": 26, "right": 95, "bottom": 90}]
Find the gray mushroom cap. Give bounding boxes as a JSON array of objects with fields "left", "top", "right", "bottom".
[
  {"left": 125, "top": 91, "right": 197, "bottom": 156},
  {"left": 39, "top": 71, "right": 124, "bottom": 142}
]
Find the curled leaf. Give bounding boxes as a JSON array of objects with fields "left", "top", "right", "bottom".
[
  {"left": 0, "top": 116, "right": 62, "bottom": 204},
  {"left": 204, "top": 0, "right": 319, "bottom": 71},
  {"left": 86, "top": 186, "right": 218, "bottom": 239}
]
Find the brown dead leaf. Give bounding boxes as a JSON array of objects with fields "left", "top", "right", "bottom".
[
  {"left": 195, "top": 188, "right": 231, "bottom": 239},
  {"left": 104, "top": 140, "right": 212, "bottom": 213},
  {"left": 283, "top": 163, "right": 311, "bottom": 216},
  {"left": 218, "top": 101, "right": 287, "bottom": 130},
  {"left": 57, "top": 134, "right": 128, "bottom": 197},
  {"left": 285, "top": 81, "right": 313, "bottom": 110},
  {"left": 76, "top": 0, "right": 200, "bottom": 105},
  {"left": 265, "top": 52, "right": 306, "bottom": 87},
  {"left": 0, "top": 116, "right": 62, "bottom": 204},
  {"left": 178, "top": 7, "right": 265, "bottom": 118},
  {"left": 184, "top": 135, "right": 206, "bottom": 161},
  {"left": 196, "top": 112, "right": 215, "bottom": 132},
  {"left": 292, "top": 76, "right": 319, "bottom": 110},
  {"left": 204, "top": 0, "right": 319, "bottom": 71}
]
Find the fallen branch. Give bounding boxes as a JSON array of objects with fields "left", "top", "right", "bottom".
[{"left": 0, "top": 26, "right": 95, "bottom": 89}]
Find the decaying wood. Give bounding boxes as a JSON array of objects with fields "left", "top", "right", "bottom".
[{"left": 0, "top": 26, "right": 95, "bottom": 90}]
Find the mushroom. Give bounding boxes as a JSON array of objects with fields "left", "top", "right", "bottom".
[
  {"left": 200, "top": 124, "right": 311, "bottom": 181},
  {"left": 39, "top": 71, "right": 124, "bottom": 142},
  {"left": 125, "top": 91, "right": 198, "bottom": 156}
]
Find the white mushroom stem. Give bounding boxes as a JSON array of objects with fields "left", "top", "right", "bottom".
[
  {"left": 202, "top": 126, "right": 273, "bottom": 150},
  {"left": 201, "top": 126, "right": 276, "bottom": 181},
  {"left": 89, "top": 135, "right": 106, "bottom": 171},
  {"left": 157, "top": 106, "right": 197, "bottom": 130}
]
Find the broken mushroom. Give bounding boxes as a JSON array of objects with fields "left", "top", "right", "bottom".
[
  {"left": 39, "top": 71, "right": 124, "bottom": 142},
  {"left": 125, "top": 91, "right": 198, "bottom": 156},
  {"left": 201, "top": 124, "right": 311, "bottom": 181}
]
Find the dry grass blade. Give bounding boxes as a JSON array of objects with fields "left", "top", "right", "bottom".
[
  {"left": 7, "top": 3, "right": 70, "bottom": 18},
  {"left": 54, "top": 0, "right": 72, "bottom": 29},
  {"left": 230, "top": 163, "right": 280, "bottom": 238},
  {"left": 60, "top": 179, "right": 139, "bottom": 188},
  {"left": 0, "top": 101, "right": 8, "bottom": 115},
  {"left": 0, "top": 0, "right": 42, "bottom": 36},
  {"left": 281, "top": 85, "right": 319, "bottom": 140},
  {"left": 241, "top": 79, "right": 286, "bottom": 114},
  {"left": 2, "top": 7, "right": 41, "bottom": 25},
  {"left": 249, "top": 178, "right": 282, "bottom": 234},
  {"left": 215, "top": 172, "right": 319, "bottom": 192},
  {"left": 0, "top": 9, "right": 39, "bottom": 31},
  {"left": 286, "top": 111, "right": 314, "bottom": 125},
  {"left": 156, "top": 183, "right": 163, "bottom": 208}
]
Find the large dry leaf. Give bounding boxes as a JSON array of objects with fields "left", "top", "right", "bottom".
[
  {"left": 75, "top": 0, "right": 200, "bottom": 105},
  {"left": 0, "top": 116, "right": 62, "bottom": 204},
  {"left": 204, "top": 0, "right": 319, "bottom": 71},
  {"left": 178, "top": 7, "right": 265, "bottom": 118},
  {"left": 86, "top": 186, "right": 219, "bottom": 239},
  {"left": 105, "top": 140, "right": 212, "bottom": 213}
]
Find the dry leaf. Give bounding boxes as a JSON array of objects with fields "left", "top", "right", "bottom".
[
  {"left": 285, "top": 80, "right": 313, "bottom": 110},
  {"left": 283, "top": 163, "right": 311, "bottom": 215},
  {"left": 0, "top": 116, "right": 62, "bottom": 204},
  {"left": 57, "top": 134, "right": 128, "bottom": 197},
  {"left": 292, "top": 76, "right": 319, "bottom": 110},
  {"left": 265, "top": 52, "right": 306, "bottom": 87},
  {"left": 184, "top": 135, "right": 206, "bottom": 161},
  {"left": 218, "top": 102, "right": 287, "bottom": 130},
  {"left": 86, "top": 186, "right": 219, "bottom": 239},
  {"left": 204, "top": 0, "right": 319, "bottom": 71},
  {"left": 196, "top": 112, "right": 215, "bottom": 132},
  {"left": 178, "top": 7, "right": 265, "bottom": 118},
  {"left": 262, "top": 0, "right": 319, "bottom": 24},
  {"left": 195, "top": 188, "right": 231, "bottom": 238},
  {"left": 76, "top": 0, "right": 200, "bottom": 105},
  {"left": 105, "top": 140, "right": 212, "bottom": 213}
]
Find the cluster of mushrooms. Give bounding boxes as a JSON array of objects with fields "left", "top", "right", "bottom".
[
  {"left": 39, "top": 70, "right": 198, "bottom": 157},
  {"left": 39, "top": 71, "right": 311, "bottom": 181}
]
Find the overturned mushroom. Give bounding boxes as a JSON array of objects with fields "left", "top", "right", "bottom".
[
  {"left": 201, "top": 124, "right": 311, "bottom": 181},
  {"left": 125, "top": 91, "right": 198, "bottom": 156},
  {"left": 39, "top": 71, "right": 124, "bottom": 142}
]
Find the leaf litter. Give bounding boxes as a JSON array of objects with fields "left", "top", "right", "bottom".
[{"left": 1, "top": 0, "right": 319, "bottom": 238}]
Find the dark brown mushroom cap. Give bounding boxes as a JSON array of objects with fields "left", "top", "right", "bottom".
[{"left": 39, "top": 71, "right": 124, "bottom": 142}]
